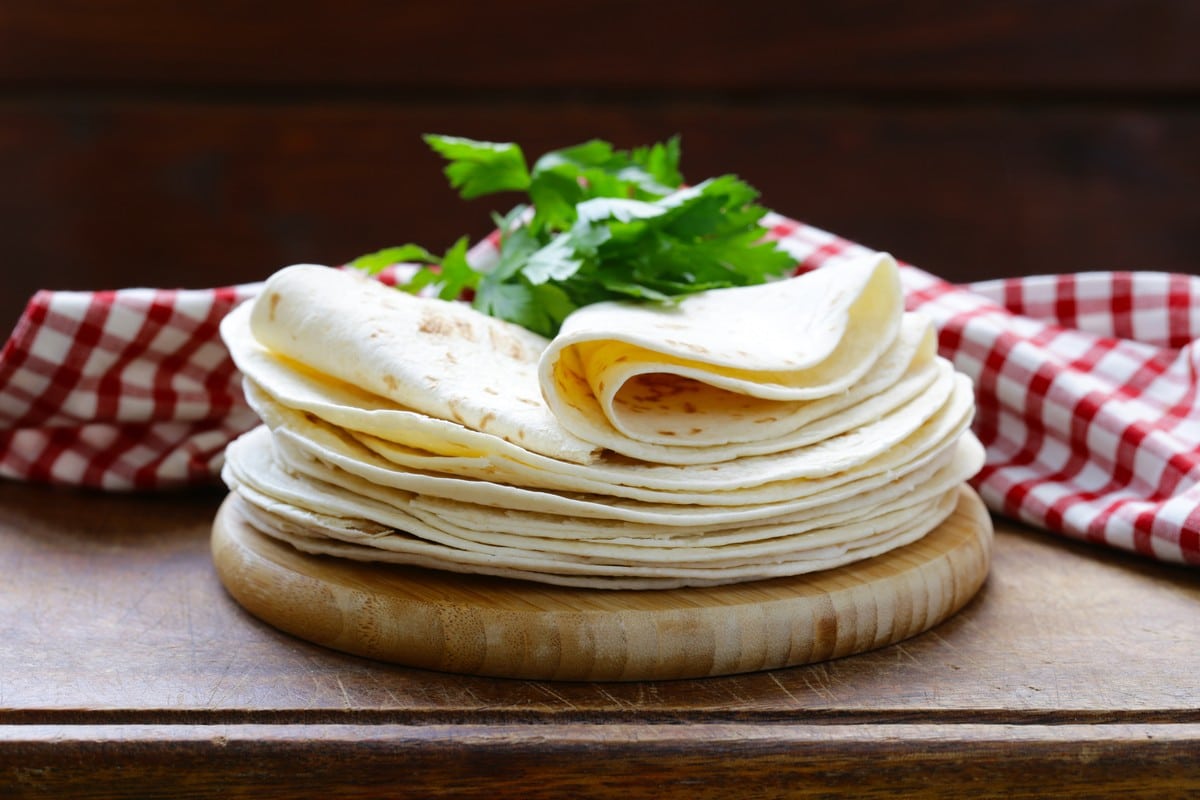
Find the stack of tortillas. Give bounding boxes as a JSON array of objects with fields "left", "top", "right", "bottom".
[{"left": 218, "top": 252, "right": 984, "bottom": 590}]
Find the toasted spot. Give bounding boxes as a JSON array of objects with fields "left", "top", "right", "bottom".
[
  {"left": 657, "top": 430, "right": 677, "bottom": 436},
  {"left": 479, "top": 412, "right": 496, "bottom": 429},
  {"left": 267, "top": 292, "right": 281, "bottom": 322},
  {"left": 419, "top": 309, "right": 477, "bottom": 341},
  {"left": 383, "top": 374, "right": 399, "bottom": 391},
  {"left": 664, "top": 339, "right": 710, "bottom": 355},
  {"left": 488, "top": 325, "right": 529, "bottom": 360},
  {"left": 755, "top": 416, "right": 779, "bottom": 424}
]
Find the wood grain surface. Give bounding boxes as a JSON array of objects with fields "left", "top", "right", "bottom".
[
  {"left": 2, "top": 1, "right": 1200, "bottom": 335},
  {"left": 1, "top": 0, "right": 1197, "bottom": 90},
  {"left": 1, "top": 480, "right": 1197, "bottom": 797},
  {"left": 2, "top": 2, "right": 1200, "bottom": 793},
  {"left": 210, "top": 486, "right": 992, "bottom": 681}
]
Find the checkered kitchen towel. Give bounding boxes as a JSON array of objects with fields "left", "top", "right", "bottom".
[{"left": 2, "top": 215, "right": 1198, "bottom": 566}]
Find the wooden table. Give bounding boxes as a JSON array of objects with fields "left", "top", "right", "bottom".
[{"left": 1, "top": 480, "right": 1197, "bottom": 798}]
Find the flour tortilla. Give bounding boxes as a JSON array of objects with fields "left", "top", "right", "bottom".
[
  {"left": 402, "top": 437, "right": 980, "bottom": 542},
  {"left": 539, "top": 252, "right": 904, "bottom": 452},
  {"left": 224, "top": 294, "right": 940, "bottom": 467},
  {"left": 221, "top": 257, "right": 982, "bottom": 589},
  {"left": 251, "top": 370, "right": 973, "bottom": 514},
  {"left": 239, "top": 354, "right": 961, "bottom": 498},
  {"left": 228, "top": 472, "right": 965, "bottom": 590},
  {"left": 234, "top": 484, "right": 957, "bottom": 578},
  {"left": 224, "top": 424, "right": 981, "bottom": 559},
  {"left": 228, "top": 426, "right": 980, "bottom": 545},
  {"left": 256, "top": 373, "right": 975, "bottom": 526},
  {"left": 244, "top": 264, "right": 598, "bottom": 463}
]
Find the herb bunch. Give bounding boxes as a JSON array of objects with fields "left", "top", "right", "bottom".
[{"left": 350, "top": 135, "right": 796, "bottom": 337}]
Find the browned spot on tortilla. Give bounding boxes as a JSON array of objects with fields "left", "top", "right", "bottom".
[
  {"left": 628, "top": 373, "right": 704, "bottom": 404},
  {"left": 479, "top": 412, "right": 496, "bottom": 428},
  {"left": 664, "top": 339, "right": 710, "bottom": 355},
  {"left": 690, "top": 427, "right": 704, "bottom": 435},
  {"left": 267, "top": 292, "right": 281, "bottom": 322},
  {"left": 383, "top": 375, "right": 399, "bottom": 391},
  {"left": 682, "top": 401, "right": 698, "bottom": 413},
  {"left": 755, "top": 416, "right": 778, "bottom": 423},
  {"left": 517, "top": 396, "right": 540, "bottom": 406},
  {"left": 419, "top": 308, "right": 477, "bottom": 341},
  {"left": 657, "top": 430, "right": 677, "bottom": 436},
  {"left": 488, "top": 325, "right": 528, "bottom": 360},
  {"left": 483, "top": 387, "right": 499, "bottom": 395},
  {"left": 444, "top": 352, "right": 458, "bottom": 364},
  {"left": 446, "top": 398, "right": 465, "bottom": 423}
]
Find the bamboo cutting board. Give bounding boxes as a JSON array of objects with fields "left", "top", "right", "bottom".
[{"left": 211, "top": 485, "right": 992, "bottom": 681}]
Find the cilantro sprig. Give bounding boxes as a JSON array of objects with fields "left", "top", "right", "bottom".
[{"left": 349, "top": 134, "right": 796, "bottom": 337}]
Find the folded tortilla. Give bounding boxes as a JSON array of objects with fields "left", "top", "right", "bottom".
[
  {"left": 219, "top": 256, "right": 982, "bottom": 589},
  {"left": 246, "top": 264, "right": 599, "bottom": 464},
  {"left": 539, "top": 252, "right": 904, "bottom": 454}
]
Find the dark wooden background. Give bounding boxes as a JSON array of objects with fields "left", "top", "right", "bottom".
[{"left": 2, "top": 0, "right": 1198, "bottom": 334}]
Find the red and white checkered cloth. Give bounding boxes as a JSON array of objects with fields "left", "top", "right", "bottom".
[
  {"left": 2, "top": 215, "right": 1198, "bottom": 566},
  {"left": 0, "top": 285, "right": 261, "bottom": 490}
]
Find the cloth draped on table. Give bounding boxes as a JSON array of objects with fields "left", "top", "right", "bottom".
[{"left": 2, "top": 214, "right": 1198, "bottom": 566}]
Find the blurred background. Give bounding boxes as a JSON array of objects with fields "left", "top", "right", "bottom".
[{"left": 1, "top": 0, "right": 1198, "bottom": 333}]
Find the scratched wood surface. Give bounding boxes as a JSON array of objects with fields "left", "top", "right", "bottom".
[
  {"left": 1, "top": 481, "right": 1197, "bottom": 797},
  {"left": 3, "top": 1, "right": 1200, "bottom": 335}
]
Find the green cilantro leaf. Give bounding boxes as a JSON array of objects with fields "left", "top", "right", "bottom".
[
  {"left": 396, "top": 236, "right": 477, "bottom": 301},
  {"left": 348, "top": 244, "right": 440, "bottom": 275},
  {"left": 349, "top": 134, "right": 796, "bottom": 336},
  {"left": 423, "top": 135, "right": 530, "bottom": 199}
]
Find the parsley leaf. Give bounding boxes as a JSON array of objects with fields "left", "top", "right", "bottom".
[
  {"left": 350, "top": 134, "right": 795, "bottom": 336},
  {"left": 348, "top": 244, "right": 440, "bottom": 275},
  {"left": 423, "top": 135, "right": 530, "bottom": 199}
]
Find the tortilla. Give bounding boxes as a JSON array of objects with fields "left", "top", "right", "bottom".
[
  {"left": 219, "top": 258, "right": 984, "bottom": 589},
  {"left": 239, "top": 354, "right": 962, "bottom": 499},
  {"left": 223, "top": 292, "right": 940, "bottom": 467},
  {"left": 224, "top": 425, "right": 981, "bottom": 557},
  {"left": 246, "top": 263, "right": 598, "bottom": 463},
  {"left": 539, "top": 252, "right": 903, "bottom": 453},
  {"left": 228, "top": 472, "right": 964, "bottom": 590},
  {"left": 250, "top": 372, "right": 974, "bottom": 516}
]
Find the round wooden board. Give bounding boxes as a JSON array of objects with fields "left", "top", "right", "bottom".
[{"left": 211, "top": 485, "right": 993, "bottom": 682}]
